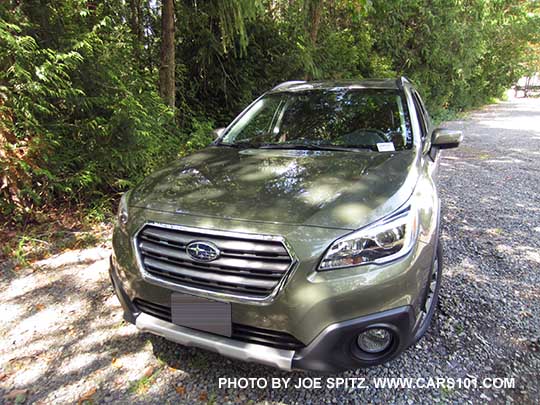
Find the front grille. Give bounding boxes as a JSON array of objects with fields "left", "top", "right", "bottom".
[
  {"left": 135, "top": 224, "right": 294, "bottom": 299},
  {"left": 134, "top": 298, "right": 305, "bottom": 350}
]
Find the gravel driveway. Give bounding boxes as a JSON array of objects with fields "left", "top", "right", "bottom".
[{"left": 1, "top": 96, "right": 539, "bottom": 404}]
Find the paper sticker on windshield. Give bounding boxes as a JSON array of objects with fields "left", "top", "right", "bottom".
[{"left": 377, "top": 142, "right": 395, "bottom": 152}]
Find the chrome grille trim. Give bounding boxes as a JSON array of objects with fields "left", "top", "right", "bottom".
[{"left": 132, "top": 222, "right": 297, "bottom": 304}]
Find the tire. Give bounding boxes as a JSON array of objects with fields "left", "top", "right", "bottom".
[{"left": 412, "top": 241, "right": 442, "bottom": 343}]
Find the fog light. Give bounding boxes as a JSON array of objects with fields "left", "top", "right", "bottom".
[{"left": 357, "top": 328, "right": 392, "bottom": 354}]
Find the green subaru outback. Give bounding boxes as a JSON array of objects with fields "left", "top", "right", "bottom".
[{"left": 110, "top": 77, "right": 462, "bottom": 372}]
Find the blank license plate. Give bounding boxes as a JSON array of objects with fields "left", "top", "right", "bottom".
[{"left": 171, "top": 293, "right": 231, "bottom": 337}]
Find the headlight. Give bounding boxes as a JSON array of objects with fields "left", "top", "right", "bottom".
[
  {"left": 318, "top": 204, "right": 418, "bottom": 270},
  {"left": 117, "top": 191, "right": 130, "bottom": 232}
]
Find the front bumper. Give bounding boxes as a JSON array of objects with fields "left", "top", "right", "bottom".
[
  {"left": 113, "top": 207, "right": 436, "bottom": 346},
  {"left": 110, "top": 258, "right": 415, "bottom": 372}
]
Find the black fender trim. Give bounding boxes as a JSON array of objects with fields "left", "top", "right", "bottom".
[{"left": 109, "top": 256, "right": 139, "bottom": 324}]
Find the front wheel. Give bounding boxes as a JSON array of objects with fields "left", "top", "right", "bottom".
[{"left": 413, "top": 241, "right": 442, "bottom": 343}]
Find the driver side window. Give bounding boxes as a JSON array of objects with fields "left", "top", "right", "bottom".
[{"left": 225, "top": 96, "right": 284, "bottom": 143}]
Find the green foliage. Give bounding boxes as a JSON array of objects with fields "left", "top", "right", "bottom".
[
  {"left": 369, "top": 0, "right": 539, "bottom": 116},
  {"left": 0, "top": 1, "right": 197, "bottom": 222},
  {"left": 1, "top": 0, "right": 538, "bottom": 224},
  {"left": 180, "top": 119, "right": 215, "bottom": 156}
]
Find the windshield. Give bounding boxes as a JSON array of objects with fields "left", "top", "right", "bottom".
[{"left": 219, "top": 89, "right": 412, "bottom": 151}]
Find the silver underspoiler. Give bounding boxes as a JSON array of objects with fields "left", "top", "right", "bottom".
[{"left": 135, "top": 313, "right": 294, "bottom": 370}]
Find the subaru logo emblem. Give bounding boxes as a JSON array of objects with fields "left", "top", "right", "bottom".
[{"left": 186, "top": 241, "right": 220, "bottom": 262}]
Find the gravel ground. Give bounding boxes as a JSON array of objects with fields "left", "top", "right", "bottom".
[{"left": 1, "top": 96, "right": 539, "bottom": 404}]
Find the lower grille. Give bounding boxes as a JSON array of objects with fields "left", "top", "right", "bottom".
[
  {"left": 135, "top": 224, "right": 294, "bottom": 300},
  {"left": 134, "top": 298, "right": 305, "bottom": 351}
]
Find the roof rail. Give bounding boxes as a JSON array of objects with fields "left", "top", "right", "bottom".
[
  {"left": 396, "top": 76, "right": 413, "bottom": 90},
  {"left": 271, "top": 80, "right": 307, "bottom": 91}
]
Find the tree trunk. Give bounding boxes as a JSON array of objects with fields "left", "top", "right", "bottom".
[
  {"left": 159, "top": 0, "right": 175, "bottom": 108},
  {"left": 308, "top": 0, "right": 323, "bottom": 47},
  {"left": 303, "top": 0, "right": 324, "bottom": 80},
  {"left": 129, "top": 0, "right": 143, "bottom": 60}
]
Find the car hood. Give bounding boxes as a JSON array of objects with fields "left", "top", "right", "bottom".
[{"left": 129, "top": 146, "right": 419, "bottom": 230}]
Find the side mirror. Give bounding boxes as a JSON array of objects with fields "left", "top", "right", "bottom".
[
  {"left": 432, "top": 128, "right": 462, "bottom": 149},
  {"left": 214, "top": 127, "right": 225, "bottom": 139}
]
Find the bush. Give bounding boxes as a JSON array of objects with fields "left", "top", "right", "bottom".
[{"left": 0, "top": 2, "right": 214, "bottom": 223}]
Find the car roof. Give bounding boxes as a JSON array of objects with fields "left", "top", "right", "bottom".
[{"left": 269, "top": 78, "right": 409, "bottom": 93}]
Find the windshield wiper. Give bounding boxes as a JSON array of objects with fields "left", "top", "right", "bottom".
[
  {"left": 218, "top": 141, "right": 377, "bottom": 152},
  {"left": 259, "top": 143, "right": 375, "bottom": 152},
  {"left": 217, "top": 140, "right": 262, "bottom": 149}
]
